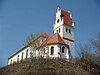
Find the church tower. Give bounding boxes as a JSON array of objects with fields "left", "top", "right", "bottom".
[{"left": 53, "top": 7, "right": 74, "bottom": 59}]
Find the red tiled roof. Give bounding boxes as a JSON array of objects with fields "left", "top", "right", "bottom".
[
  {"left": 41, "top": 33, "right": 66, "bottom": 47},
  {"left": 8, "top": 32, "right": 49, "bottom": 59},
  {"left": 61, "top": 10, "right": 73, "bottom": 26},
  {"left": 40, "top": 32, "right": 49, "bottom": 38}
]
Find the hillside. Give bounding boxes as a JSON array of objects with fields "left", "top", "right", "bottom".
[{"left": 0, "top": 59, "right": 100, "bottom": 75}]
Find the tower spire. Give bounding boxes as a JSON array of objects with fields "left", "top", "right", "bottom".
[
  {"left": 57, "top": 7, "right": 60, "bottom": 10},
  {"left": 57, "top": 7, "right": 61, "bottom": 12}
]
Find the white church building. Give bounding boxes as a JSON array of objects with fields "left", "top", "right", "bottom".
[{"left": 8, "top": 7, "right": 74, "bottom": 65}]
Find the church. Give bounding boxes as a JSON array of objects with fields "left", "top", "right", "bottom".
[{"left": 8, "top": 7, "right": 74, "bottom": 65}]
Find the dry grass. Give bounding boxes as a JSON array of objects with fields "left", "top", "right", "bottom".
[{"left": 0, "top": 58, "right": 99, "bottom": 75}]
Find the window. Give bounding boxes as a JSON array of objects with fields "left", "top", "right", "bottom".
[
  {"left": 66, "top": 28, "right": 68, "bottom": 32},
  {"left": 11, "top": 60, "right": 12, "bottom": 64},
  {"left": 62, "top": 46, "right": 65, "bottom": 53},
  {"left": 43, "top": 48, "right": 45, "bottom": 54},
  {"left": 69, "top": 29, "right": 71, "bottom": 33},
  {"left": 26, "top": 49, "right": 28, "bottom": 59},
  {"left": 22, "top": 52, "right": 24, "bottom": 60},
  {"left": 51, "top": 47, "right": 54, "bottom": 55},
  {"left": 57, "top": 19, "right": 59, "bottom": 23},
  {"left": 67, "top": 45, "right": 70, "bottom": 50},
  {"left": 17, "top": 55, "right": 19, "bottom": 62},
  {"left": 57, "top": 30, "right": 58, "bottom": 33},
  {"left": 59, "top": 28, "right": 60, "bottom": 33},
  {"left": 67, "top": 45, "right": 71, "bottom": 57}
]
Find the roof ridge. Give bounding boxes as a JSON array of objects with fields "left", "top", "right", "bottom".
[
  {"left": 40, "top": 33, "right": 67, "bottom": 47},
  {"left": 56, "top": 33, "right": 59, "bottom": 43}
]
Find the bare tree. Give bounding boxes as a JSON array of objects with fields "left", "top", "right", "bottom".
[
  {"left": 23, "top": 33, "right": 33, "bottom": 46},
  {"left": 23, "top": 33, "right": 42, "bottom": 46},
  {"left": 75, "top": 44, "right": 92, "bottom": 60},
  {"left": 90, "top": 33, "right": 100, "bottom": 53},
  {"left": 75, "top": 33, "right": 100, "bottom": 65},
  {"left": 90, "top": 33, "right": 100, "bottom": 65},
  {"left": 23, "top": 33, "right": 42, "bottom": 61}
]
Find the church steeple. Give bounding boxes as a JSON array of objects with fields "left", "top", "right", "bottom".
[
  {"left": 53, "top": 7, "right": 74, "bottom": 38},
  {"left": 53, "top": 7, "right": 75, "bottom": 59}
]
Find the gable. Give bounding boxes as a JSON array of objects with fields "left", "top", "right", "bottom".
[{"left": 41, "top": 33, "right": 67, "bottom": 47}]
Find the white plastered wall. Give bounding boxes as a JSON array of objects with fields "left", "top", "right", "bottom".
[{"left": 8, "top": 46, "right": 32, "bottom": 65}]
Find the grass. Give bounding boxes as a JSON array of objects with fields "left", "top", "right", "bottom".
[{"left": 0, "top": 58, "right": 99, "bottom": 75}]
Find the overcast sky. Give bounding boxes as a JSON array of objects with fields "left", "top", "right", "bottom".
[{"left": 0, "top": 0, "right": 100, "bottom": 67}]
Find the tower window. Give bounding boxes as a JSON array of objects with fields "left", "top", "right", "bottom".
[
  {"left": 67, "top": 45, "right": 70, "bottom": 55},
  {"left": 69, "top": 29, "right": 71, "bottom": 33},
  {"left": 57, "top": 30, "right": 58, "bottom": 33},
  {"left": 51, "top": 47, "right": 54, "bottom": 55},
  {"left": 57, "top": 19, "right": 59, "bottom": 23},
  {"left": 61, "top": 46, "right": 65, "bottom": 53},
  {"left": 66, "top": 28, "right": 68, "bottom": 32},
  {"left": 59, "top": 28, "right": 60, "bottom": 32}
]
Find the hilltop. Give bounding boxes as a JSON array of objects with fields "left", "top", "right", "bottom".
[{"left": 0, "top": 58, "right": 100, "bottom": 75}]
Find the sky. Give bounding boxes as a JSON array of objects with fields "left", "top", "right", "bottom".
[{"left": 0, "top": 0, "right": 100, "bottom": 67}]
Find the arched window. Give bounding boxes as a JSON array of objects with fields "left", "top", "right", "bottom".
[
  {"left": 26, "top": 49, "right": 28, "bottom": 59},
  {"left": 44, "top": 48, "right": 45, "bottom": 53},
  {"left": 59, "top": 28, "right": 60, "bottom": 33},
  {"left": 62, "top": 46, "right": 65, "bottom": 53},
  {"left": 57, "top": 19, "right": 59, "bottom": 23},
  {"left": 57, "top": 30, "right": 58, "bottom": 33},
  {"left": 66, "top": 28, "right": 68, "bottom": 32},
  {"left": 17, "top": 55, "right": 19, "bottom": 62},
  {"left": 67, "top": 45, "right": 70, "bottom": 55},
  {"left": 22, "top": 52, "right": 24, "bottom": 60},
  {"left": 51, "top": 47, "right": 54, "bottom": 55},
  {"left": 69, "top": 29, "right": 71, "bottom": 33},
  {"left": 11, "top": 60, "right": 12, "bottom": 64}
]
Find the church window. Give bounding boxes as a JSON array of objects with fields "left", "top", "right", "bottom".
[
  {"left": 59, "top": 28, "right": 60, "bottom": 32},
  {"left": 57, "top": 19, "right": 59, "bottom": 23},
  {"left": 57, "top": 30, "right": 58, "bottom": 33},
  {"left": 22, "top": 52, "right": 24, "bottom": 60},
  {"left": 26, "top": 49, "right": 28, "bottom": 59},
  {"left": 51, "top": 46, "right": 54, "bottom": 55},
  {"left": 11, "top": 60, "right": 12, "bottom": 64},
  {"left": 67, "top": 45, "right": 71, "bottom": 58},
  {"left": 44, "top": 48, "right": 46, "bottom": 53},
  {"left": 17, "top": 55, "right": 19, "bottom": 62},
  {"left": 66, "top": 28, "right": 68, "bottom": 32},
  {"left": 69, "top": 29, "right": 71, "bottom": 33},
  {"left": 61, "top": 46, "right": 65, "bottom": 53}
]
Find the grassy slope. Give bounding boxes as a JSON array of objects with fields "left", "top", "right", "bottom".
[{"left": 0, "top": 59, "right": 99, "bottom": 75}]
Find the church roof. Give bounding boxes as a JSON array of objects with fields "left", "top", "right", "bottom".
[
  {"left": 40, "top": 32, "right": 49, "bottom": 38},
  {"left": 8, "top": 32, "right": 49, "bottom": 59},
  {"left": 61, "top": 10, "right": 73, "bottom": 27},
  {"left": 41, "top": 33, "right": 67, "bottom": 47}
]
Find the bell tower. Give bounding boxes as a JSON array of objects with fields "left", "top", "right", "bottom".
[{"left": 53, "top": 7, "right": 75, "bottom": 59}]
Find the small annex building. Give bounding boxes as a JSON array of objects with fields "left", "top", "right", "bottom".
[{"left": 8, "top": 7, "right": 74, "bottom": 65}]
